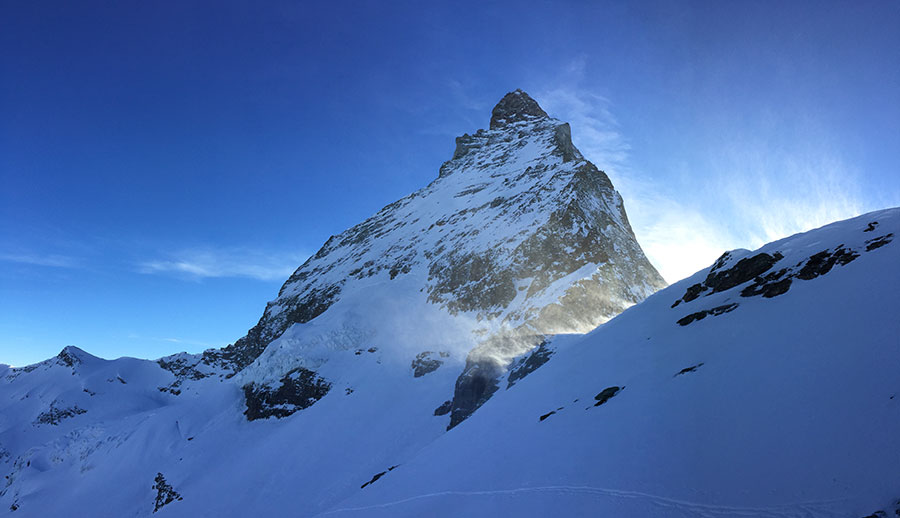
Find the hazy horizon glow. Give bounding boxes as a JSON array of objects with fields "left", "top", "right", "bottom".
[{"left": 2, "top": 1, "right": 899, "bottom": 366}]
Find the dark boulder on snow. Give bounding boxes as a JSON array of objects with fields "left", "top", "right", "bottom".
[
  {"left": 360, "top": 465, "right": 398, "bottom": 489},
  {"left": 865, "top": 233, "right": 893, "bottom": 251},
  {"left": 677, "top": 303, "right": 739, "bottom": 326},
  {"left": 675, "top": 363, "right": 704, "bottom": 377},
  {"left": 593, "top": 386, "right": 623, "bottom": 407}
]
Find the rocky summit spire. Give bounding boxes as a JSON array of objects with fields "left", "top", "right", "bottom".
[{"left": 489, "top": 89, "right": 548, "bottom": 129}]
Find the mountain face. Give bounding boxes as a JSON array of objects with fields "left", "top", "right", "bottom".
[
  {"left": 5, "top": 91, "right": 896, "bottom": 518},
  {"left": 202, "top": 89, "right": 665, "bottom": 425}
]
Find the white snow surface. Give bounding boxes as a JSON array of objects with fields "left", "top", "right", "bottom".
[{"left": 1, "top": 208, "right": 898, "bottom": 517}]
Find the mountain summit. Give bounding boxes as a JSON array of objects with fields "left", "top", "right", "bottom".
[
  {"left": 489, "top": 89, "right": 549, "bottom": 129},
  {"left": 199, "top": 89, "right": 665, "bottom": 425}
]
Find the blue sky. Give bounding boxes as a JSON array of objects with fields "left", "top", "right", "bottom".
[{"left": 2, "top": 1, "right": 899, "bottom": 366}]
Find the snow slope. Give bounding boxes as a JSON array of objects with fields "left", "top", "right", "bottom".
[
  {"left": 317, "top": 209, "right": 900, "bottom": 518},
  {"left": 1, "top": 90, "right": 897, "bottom": 517},
  {"left": 2, "top": 210, "right": 896, "bottom": 517}
]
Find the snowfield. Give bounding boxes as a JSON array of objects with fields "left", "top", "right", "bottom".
[{"left": 1, "top": 208, "right": 897, "bottom": 517}]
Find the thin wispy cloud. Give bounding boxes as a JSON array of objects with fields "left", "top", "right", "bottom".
[
  {"left": 138, "top": 247, "right": 308, "bottom": 281},
  {"left": 537, "top": 81, "right": 869, "bottom": 284},
  {"left": 0, "top": 252, "right": 81, "bottom": 269}
]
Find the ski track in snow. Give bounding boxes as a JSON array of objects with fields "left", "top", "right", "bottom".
[{"left": 319, "top": 485, "right": 849, "bottom": 518}]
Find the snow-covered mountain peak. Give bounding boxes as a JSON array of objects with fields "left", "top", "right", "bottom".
[
  {"left": 489, "top": 89, "right": 549, "bottom": 129},
  {"left": 194, "top": 90, "right": 665, "bottom": 424}
]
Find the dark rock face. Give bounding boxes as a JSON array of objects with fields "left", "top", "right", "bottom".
[
  {"left": 157, "top": 356, "right": 211, "bottom": 395},
  {"left": 677, "top": 303, "right": 739, "bottom": 326},
  {"left": 593, "top": 386, "right": 623, "bottom": 407},
  {"left": 33, "top": 401, "right": 87, "bottom": 426},
  {"left": 675, "top": 363, "right": 704, "bottom": 376},
  {"left": 489, "top": 89, "right": 549, "bottom": 129},
  {"left": 507, "top": 341, "right": 554, "bottom": 389},
  {"left": 152, "top": 473, "right": 182, "bottom": 513},
  {"left": 673, "top": 252, "right": 782, "bottom": 306},
  {"left": 740, "top": 244, "right": 864, "bottom": 299},
  {"left": 360, "top": 465, "right": 398, "bottom": 489},
  {"left": 55, "top": 347, "right": 83, "bottom": 368},
  {"left": 866, "top": 233, "right": 893, "bottom": 251},
  {"left": 448, "top": 360, "right": 503, "bottom": 429},
  {"left": 797, "top": 247, "right": 859, "bottom": 280},
  {"left": 411, "top": 351, "right": 449, "bottom": 378},
  {"left": 242, "top": 367, "right": 332, "bottom": 421},
  {"left": 433, "top": 400, "right": 452, "bottom": 416}
]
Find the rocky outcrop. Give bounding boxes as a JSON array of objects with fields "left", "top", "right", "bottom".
[
  {"left": 243, "top": 367, "right": 332, "bottom": 421},
  {"left": 677, "top": 303, "right": 739, "bottom": 326},
  {"left": 411, "top": 352, "right": 449, "bottom": 378},
  {"left": 506, "top": 341, "right": 554, "bottom": 389},
  {"left": 33, "top": 401, "right": 87, "bottom": 426},
  {"left": 593, "top": 386, "right": 623, "bottom": 407},
  {"left": 489, "top": 89, "right": 549, "bottom": 129},
  {"left": 151, "top": 473, "right": 182, "bottom": 513}
]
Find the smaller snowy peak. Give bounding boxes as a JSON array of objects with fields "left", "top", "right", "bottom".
[
  {"left": 489, "top": 89, "right": 549, "bottom": 129},
  {"left": 56, "top": 345, "right": 94, "bottom": 367}
]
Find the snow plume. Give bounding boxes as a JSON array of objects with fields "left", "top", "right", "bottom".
[
  {"left": 138, "top": 246, "right": 308, "bottom": 281},
  {"left": 536, "top": 86, "right": 869, "bottom": 283}
]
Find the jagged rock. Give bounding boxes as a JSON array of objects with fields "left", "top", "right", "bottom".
[
  {"left": 675, "top": 363, "right": 704, "bottom": 376},
  {"left": 411, "top": 351, "right": 449, "bottom": 378},
  {"left": 33, "top": 401, "right": 87, "bottom": 426},
  {"left": 243, "top": 367, "right": 332, "bottom": 421},
  {"left": 489, "top": 89, "right": 549, "bottom": 129},
  {"left": 360, "top": 465, "right": 398, "bottom": 489},
  {"left": 674, "top": 252, "right": 783, "bottom": 306},
  {"left": 507, "top": 341, "right": 554, "bottom": 388},
  {"left": 593, "top": 386, "right": 623, "bottom": 407},
  {"left": 56, "top": 346, "right": 83, "bottom": 368},
  {"left": 677, "top": 304, "right": 739, "bottom": 326},
  {"left": 866, "top": 233, "right": 893, "bottom": 251},
  {"left": 448, "top": 360, "right": 503, "bottom": 429},
  {"left": 797, "top": 246, "right": 859, "bottom": 280},
  {"left": 152, "top": 472, "right": 182, "bottom": 513},
  {"left": 433, "top": 400, "right": 452, "bottom": 416}
]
